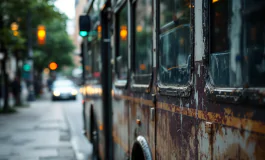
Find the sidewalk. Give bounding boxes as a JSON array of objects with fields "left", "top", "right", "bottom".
[{"left": 0, "top": 93, "right": 76, "bottom": 160}]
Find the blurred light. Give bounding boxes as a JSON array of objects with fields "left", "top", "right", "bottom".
[
  {"left": 85, "top": 65, "right": 91, "bottom": 71},
  {"left": 23, "top": 64, "right": 31, "bottom": 71},
  {"left": 71, "top": 89, "right": 78, "bottom": 95},
  {"left": 99, "top": 124, "right": 103, "bottom": 131},
  {"left": 120, "top": 26, "right": 127, "bottom": 40},
  {"left": 49, "top": 62, "right": 58, "bottom": 70},
  {"left": 37, "top": 25, "right": 46, "bottom": 45},
  {"left": 97, "top": 25, "right": 102, "bottom": 32},
  {"left": 86, "top": 86, "right": 93, "bottom": 95},
  {"left": 140, "top": 64, "right": 146, "bottom": 70},
  {"left": 13, "top": 31, "right": 19, "bottom": 36},
  {"left": 43, "top": 68, "right": 50, "bottom": 74},
  {"left": 212, "top": 0, "right": 219, "bottom": 3},
  {"left": 11, "top": 22, "right": 18, "bottom": 31},
  {"left": 79, "top": 31, "right": 88, "bottom": 37},
  {"left": 179, "top": 37, "right": 184, "bottom": 46},
  {"left": 88, "top": 36, "right": 93, "bottom": 42},
  {"left": 53, "top": 91, "right": 60, "bottom": 96},
  {"left": 136, "top": 25, "right": 143, "bottom": 32}
]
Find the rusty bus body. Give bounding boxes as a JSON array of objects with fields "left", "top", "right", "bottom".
[{"left": 81, "top": 0, "right": 265, "bottom": 159}]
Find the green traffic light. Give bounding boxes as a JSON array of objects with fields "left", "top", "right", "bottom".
[
  {"left": 23, "top": 64, "right": 31, "bottom": 71},
  {"left": 79, "top": 31, "right": 88, "bottom": 37}
]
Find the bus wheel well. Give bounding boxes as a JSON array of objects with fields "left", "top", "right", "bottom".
[{"left": 131, "top": 136, "right": 152, "bottom": 160}]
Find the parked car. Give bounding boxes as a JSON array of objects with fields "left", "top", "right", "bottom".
[{"left": 51, "top": 79, "right": 78, "bottom": 101}]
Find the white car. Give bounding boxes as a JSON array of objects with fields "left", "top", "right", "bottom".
[{"left": 51, "top": 79, "right": 78, "bottom": 101}]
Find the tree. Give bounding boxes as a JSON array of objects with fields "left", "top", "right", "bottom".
[
  {"left": 0, "top": 0, "right": 75, "bottom": 110},
  {"left": 34, "top": 18, "right": 75, "bottom": 73}
]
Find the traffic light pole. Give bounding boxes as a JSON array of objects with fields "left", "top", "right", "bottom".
[
  {"left": 27, "top": 11, "right": 35, "bottom": 101},
  {"left": 82, "top": 37, "right": 88, "bottom": 85}
]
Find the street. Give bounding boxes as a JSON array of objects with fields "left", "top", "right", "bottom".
[{"left": 0, "top": 92, "right": 92, "bottom": 160}]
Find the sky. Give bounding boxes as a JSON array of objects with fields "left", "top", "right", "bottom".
[{"left": 54, "top": 0, "right": 75, "bottom": 35}]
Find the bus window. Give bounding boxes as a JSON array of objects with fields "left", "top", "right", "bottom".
[
  {"left": 133, "top": 0, "right": 152, "bottom": 84},
  {"left": 244, "top": 0, "right": 265, "bottom": 87},
  {"left": 116, "top": 4, "right": 128, "bottom": 80},
  {"left": 210, "top": 0, "right": 265, "bottom": 87},
  {"left": 159, "top": 0, "right": 191, "bottom": 86}
]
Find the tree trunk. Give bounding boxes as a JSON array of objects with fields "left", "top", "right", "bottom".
[
  {"left": 15, "top": 53, "right": 21, "bottom": 106},
  {"left": 2, "top": 54, "right": 9, "bottom": 111}
]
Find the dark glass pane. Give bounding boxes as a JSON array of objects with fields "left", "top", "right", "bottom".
[
  {"left": 160, "top": 0, "right": 190, "bottom": 27},
  {"left": 210, "top": 0, "right": 232, "bottom": 87},
  {"left": 117, "top": 5, "right": 128, "bottom": 80},
  {"left": 160, "top": 25, "right": 190, "bottom": 85},
  {"left": 159, "top": 0, "right": 191, "bottom": 86},
  {"left": 210, "top": 0, "right": 265, "bottom": 87},
  {"left": 134, "top": 0, "right": 152, "bottom": 84},
  {"left": 244, "top": 0, "right": 265, "bottom": 86}
]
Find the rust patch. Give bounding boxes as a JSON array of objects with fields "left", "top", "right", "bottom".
[{"left": 116, "top": 95, "right": 265, "bottom": 134}]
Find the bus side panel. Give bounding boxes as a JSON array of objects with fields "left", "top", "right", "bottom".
[
  {"left": 112, "top": 90, "right": 130, "bottom": 159},
  {"left": 129, "top": 93, "right": 156, "bottom": 158},
  {"left": 156, "top": 97, "right": 197, "bottom": 159},
  {"left": 194, "top": 61, "right": 265, "bottom": 160}
]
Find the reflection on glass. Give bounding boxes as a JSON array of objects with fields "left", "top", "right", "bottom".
[
  {"left": 134, "top": 0, "right": 152, "bottom": 84},
  {"left": 210, "top": 0, "right": 232, "bottom": 87},
  {"left": 92, "top": 40, "right": 101, "bottom": 74},
  {"left": 160, "top": 25, "right": 190, "bottom": 85},
  {"left": 160, "top": 0, "right": 190, "bottom": 27},
  {"left": 117, "top": 5, "right": 128, "bottom": 80},
  {"left": 244, "top": 0, "right": 265, "bottom": 86},
  {"left": 210, "top": 0, "right": 265, "bottom": 87},
  {"left": 159, "top": 0, "right": 191, "bottom": 86}
]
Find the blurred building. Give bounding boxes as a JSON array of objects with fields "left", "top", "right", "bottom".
[{"left": 72, "top": 0, "right": 87, "bottom": 67}]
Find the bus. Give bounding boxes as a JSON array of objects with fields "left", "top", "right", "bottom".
[{"left": 80, "top": 0, "right": 265, "bottom": 159}]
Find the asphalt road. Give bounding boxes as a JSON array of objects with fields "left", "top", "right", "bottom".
[{"left": 51, "top": 94, "right": 92, "bottom": 160}]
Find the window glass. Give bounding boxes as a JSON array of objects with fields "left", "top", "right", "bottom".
[
  {"left": 160, "top": 0, "right": 190, "bottom": 27},
  {"left": 159, "top": 0, "right": 191, "bottom": 86},
  {"left": 244, "top": 0, "right": 265, "bottom": 86},
  {"left": 92, "top": 40, "right": 101, "bottom": 75},
  {"left": 134, "top": 0, "right": 152, "bottom": 84},
  {"left": 210, "top": 0, "right": 265, "bottom": 87},
  {"left": 116, "top": 5, "right": 128, "bottom": 80}
]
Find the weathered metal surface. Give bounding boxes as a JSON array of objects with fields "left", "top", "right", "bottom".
[{"left": 81, "top": 0, "right": 265, "bottom": 159}]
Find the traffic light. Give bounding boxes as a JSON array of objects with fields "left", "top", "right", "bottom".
[
  {"left": 11, "top": 22, "right": 19, "bottom": 37},
  {"left": 49, "top": 62, "right": 58, "bottom": 70},
  {"left": 23, "top": 63, "right": 31, "bottom": 71},
  {"left": 79, "top": 15, "right": 90, "bottom": 37},
  {"left": 37, "top": 25, "right": 46, "bottom": 45}
]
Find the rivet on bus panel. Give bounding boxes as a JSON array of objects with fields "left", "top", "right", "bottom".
[
  {"left": 136, "top": 119, "right": 141, "bottom": 125},
  {"left": 205, "top": 122, "right": 213, "bottom": 134}
]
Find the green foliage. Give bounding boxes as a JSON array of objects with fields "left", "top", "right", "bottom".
[
  {"left": 34, "top": 18, "right": 75, "bottom": 72},
  {"left": 0, "top": 0, "right": 75, "bottom": 72}
]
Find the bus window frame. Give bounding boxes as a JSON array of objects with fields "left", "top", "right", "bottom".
[
  {"left": 203, "top": 0, "right": 265, "bottom": 105},
  {"left": 156, "top": 0, "right": 194, "bottom": 97},
  {"left": 130, "top": 0, "right": 153, "bottom": 93},
  {"left": 113, "top": 0, "right": 129, "bottom": 89}
]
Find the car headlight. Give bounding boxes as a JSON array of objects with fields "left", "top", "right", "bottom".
[
  {"left": 53, "top": 91, "right": 60, "bottom": 96},
  {"left": 71, "top": 89, "right": 78, "bottom": 95}
]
